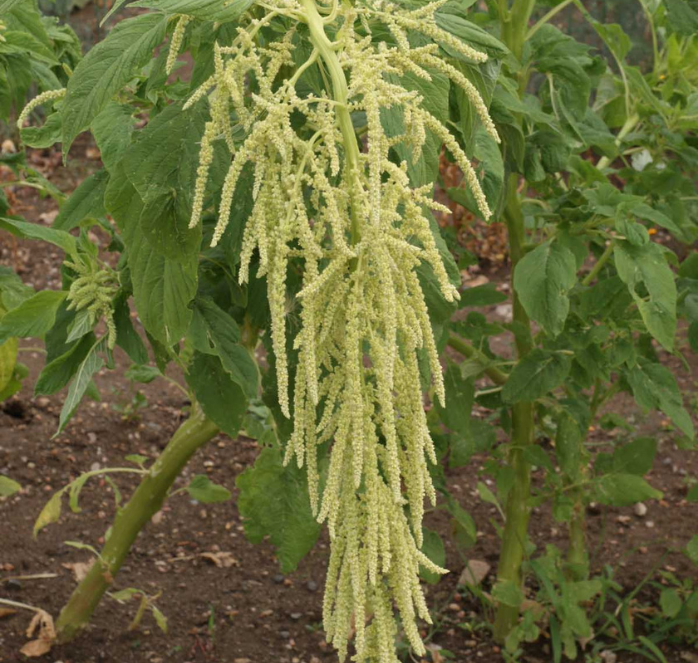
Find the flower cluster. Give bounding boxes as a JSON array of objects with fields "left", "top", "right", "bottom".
[
  {"left": 16, "top": 88, "right": 66, "bottom": 129},
  {"left": 65, "top": 260, "right": 118, "bottom": 349},
  {"left": 187, "top": 0, "right": 495, "bottom": 660}
]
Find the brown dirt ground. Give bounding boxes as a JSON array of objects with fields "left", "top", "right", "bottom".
[{"left": 0, "top": 119, "right": 696, "bottom": 663}]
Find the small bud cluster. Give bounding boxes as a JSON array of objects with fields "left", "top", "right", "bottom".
[
  {"left": 65, "top": 260, "right": 118, "bottom": 349},
  {"left": 166, "top": 14, "right": 191, "bottom": 75},
  {"left": 188, "top": 1, "right": 495, "bottom": 660}
]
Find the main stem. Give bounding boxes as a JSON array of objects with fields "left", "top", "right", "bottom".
[
  {"left": 493, "top": 174, "right": 535, "bottom": 642},
  {"left": 55, "top": 408, "right": 219, "bottom": 643},
  {"left": 301, "top": 0, "right": 362, "bottom": 245}
]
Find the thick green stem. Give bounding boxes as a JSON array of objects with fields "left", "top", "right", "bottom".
[
  {"left": 55, "top": 408, "right": 219, "bottom": 643},
  {"left": 447, "top": 334, "right": 508, "bottom": 386},
  {"left": 301, "top": 0, "right": 362, "bottom": 245},
  {"left": 596, "top": 113, "right": 640, "bottom": 170},
  {"left": 493, "top": 174, "right": 535, "bottom": 643},
  {"left": 582, "top": 240, "right": 615, "bottom": 287}
]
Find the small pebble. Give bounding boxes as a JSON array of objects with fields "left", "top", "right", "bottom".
[
  {"left": 289, "top": 612, "right": 302, "bottom": 621},
  {"left": 273, "top": 574, "right": 285, "bottom": 584},
  {"left": 634, "top": 502, "right": 648, "bottom": 517},
  {"left": 306, "top": 580, "right": 318, "bottom": 592},
  {"left": 4, "top": 579, "right": 21, "bottom": 591}
]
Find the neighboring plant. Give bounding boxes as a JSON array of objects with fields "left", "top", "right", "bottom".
[
  {"left": 1, "top": 0, "right": 504, "bottom": 659},
  {"left": 424, "top": 0, "right": 698, "bottom": 656}
]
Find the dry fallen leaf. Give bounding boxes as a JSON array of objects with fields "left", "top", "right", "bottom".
[
  {"left": 22, "top": 609, "right": 55, "bottom": 658},
  {"left": 0, "top": 608, "right": 17, "bottom": 619},
  {"left": 62, "top": 560, "right": 93, "bottom": 582},
  {"left": 200, "top": 552, "right": 239, "bottom": 568}
]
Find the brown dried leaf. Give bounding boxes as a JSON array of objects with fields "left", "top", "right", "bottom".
[
  {"left": 20, "top": 639, "right": 53, "bottom": 657},
  {"left": 62, "top": 560, "right": 93, "bottom": 582},
  {"left": 0, "top": 608, "right": 17, "bottom": 618},
  {"left": 200, "top": 552, "right": 239, "bottom": 568}
]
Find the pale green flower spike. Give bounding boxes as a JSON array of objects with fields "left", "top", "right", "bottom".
[
  {"left": 188, "top": 0, "right": 495, "bottom": 660},
  {"left": 16, "top": 88, "right": 66, "bottom": 129},
  {"left": 65, "top": 260, "right": 118, "bottom": 350},
  {"left": 166, "top": 14, "right": 192, "bottom": 76}
]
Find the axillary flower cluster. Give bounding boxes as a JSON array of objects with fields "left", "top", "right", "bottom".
[{"left": 183, "top": 0, "right": 497, "bottom": 659}]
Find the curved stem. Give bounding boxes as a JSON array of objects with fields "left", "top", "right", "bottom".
[
  {"left": 527, "top": 0, "right": 575, "bottom": 40},
  {"left": 55, "top": 407, "right": 219, "bottom": 643},
  {"left": 301, "top": 0, "right": 363, "bottom": 245},
  {"left": 582, "top": 240, "right": 615, "bottom": 287},
  {"left": 447, "top": 334, "right": 508, "bottom": 386}
]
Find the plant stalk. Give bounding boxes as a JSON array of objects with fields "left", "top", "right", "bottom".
[
  {"left": 493, "top": 174, "right": 535, "bottom": 642},
  {"left": 55, "top": 408, "right": 219, "bottom": 643},
  {"left": 447, "top": 334, "right": 508, "bottom": 386}
]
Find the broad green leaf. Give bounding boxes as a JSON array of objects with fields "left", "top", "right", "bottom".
[
  {"left": 125, "top": 100, "right": 206, "bottom": 204},
  {"left": 0, "top": 290, "right": 67, "bottom": 343},
  {"left": 125, "top": 364, "right": 161, "bottom": 384},
  {"left": 61, "top": 13, "right": 167, "bottom": 153},
  {"left": 611, "top": 438, "right": 656, "bottom": 476},
  {"left": 192, "top": 298, "right": 259, "bottom": 400},
  {"left": 236, "top": 445, "right": 321, "bottom": 573},
  {"left": 0, "top": 266, "right": 33, "bottom": 310},
  {"left": 665, "top": 0, "right": 698, "bottom": 36},
  {"left": 107, "top": 166, "right": 197, "bottom": 345},
  {"left": 54, "top": 170, "right": 109, "bottom": 231},
  {"left": 459, "top": 283, "right": 507, "bottom": 308},
  {"left": 614, "top": 241, "right": 677, "bottom": 351},
  {"left": 627, "top": 360, "right": 695, "bottom": 440},
  {"left": 131, "top": 0, "right": 254, "bottom": 21},
  {"left": 185, "top": 352, "right": 246, "bottom": 437},
  {"left": 514, "top": 240, "right": 576, "bottom": 337},
  {"left": 450, "top": 419, "right": 496, "bottom": 468},
  {"left": 0, "top": 217, "right": 77, "bottom": 256},
  {"left": 57, "top": 344, "right": 104, "bottom": 434},
  {"left": 687, "top": 535, "right": 698, "bottom": 565},
  {"left": 35, "top": 333, "right": 96, "bottom": 396},
  {"left": 435, "top": 361, "right": 474, "bottom": 436},
  {"left": 0, "top": 475, "right": 21, "bottom": 497},
  {"left": 20, "top": 111, "right": 62, "bottom": 148},
  {"left": 448, "top": 502, "right": 477, "bottom": 550},
  {"left": 502, "top": 349, "right": 572, "bottom": 403},
  {"left": 151, "top": 605, "right": 168, "bottom": 633},
  {"left": 595, "top": 474, "right": 662, "bottom": 507},
  {"left": 186, "top": 474, "right": 231, "bottom": 503},
  {"left": 113, "top": 295, "right": 149, "bottom": 365},
  {"left": 0, "top": 0, "right": 26, "bottom": 11},
  {"left": 435, "top": 12, "right": 508, "bottom": 57},
  {"left": 91, "top": 102, "right": 135, "bottom": 171},
  {"left": 660, "top": 588, "right": 682, "bottom": 618},
  {"left": 419, "top": 528, "right": 446, "bottom": 585}
]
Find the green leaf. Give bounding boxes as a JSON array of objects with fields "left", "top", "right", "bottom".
[
  {"left": 57, "top": 344, "right": 104, "bottom": 434},
  {"left": 0, "top": 217, "right": 77, "bottom": 256},
  {"left": 660, "top": 588, "right": 682, "bottom": 618},
  {"left": 615, "top": 241, "right": 677, "bottom": 351},
  {"left": 20, "top": 111, "right": 62, "bottom": 149},
  {"left": 0, "top": 475, "right": 21, "bottom": 497},
  {"left": 236, "top": 445, "right": 321, "bottom": 573},
  {"left": 113, "top": 295, "right": 149, "bottom": 365},
  {"left": 151, "top": 605, "right": 168, "bottom": 633},
  {"left": 186, "top": 475, "right": 231, "bottom": 503},
  {"left": 419, "top": 528, "right": 446, "bottom": 585},
  {"left": 595, "top": 474, "right": 662, "bottom": 507},
  {"left": 61, "top": 13, "right": 167, "bottom": 153},
  {"left": 108, "top": 167, "right": 197, "bottom": 345},
  {"left": 687, "top": 535, "right": 698, "bottom": 565},
  {"left": 459, "top": 282, "right": 507, "bottom": 308},
  {"left": 611, "top": 438, "right": 656, "bottom": 476},
  {"left": 514, "top": 240, "right": 576, "bottom": 337},
  {"left": 91, "top": 102, "right": 135, "bottom": 171},
  {"left": 33, "top": 490, "right": 63, "bottom": 536},
  {"left": 665, "top": 0, "right": 698, "bottom": 36},
  {"left": 126, "top": 100, "right": 206, "bottom": 205},
  {"left": 0, "top": 290, "right": 67, "bottom": 343},
  {"left": 191, "top": 298, "right": 259, "bottom": 400},
  {"left": 185, "top": 352, "right": 246, "bottom": 438},
  {"left": 627, "top": 360, "right": 695, "bottom": 440},
  {"left": 35, "top": 333, "right": 95, "bottom": 396},
  {"left": 435, "top": 12, "right": 508, "bottom": 57},
  {"left": 131, "top": 0, "right": 254, "bottom": 21},
  {"left": 125, "top": 364, "right": 161, "bottom": 384},
  {"left": 54, "top": 170, "right": 109, "bottom": 231},
  {"left": 435, "top": 361, "right": 474, "bottom": 436},
  {"left": 0, "top": 0, "right": 26, "bottom": 11},
  {"left": 502, "top": 349, "right": 572, "bottom": 403}
]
